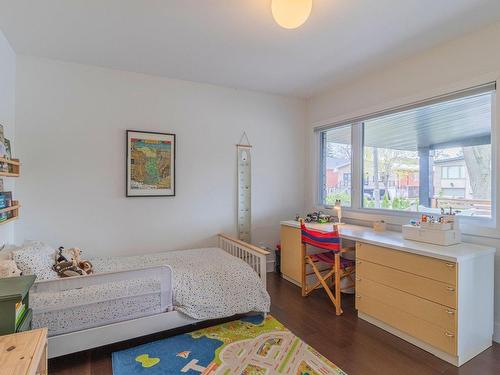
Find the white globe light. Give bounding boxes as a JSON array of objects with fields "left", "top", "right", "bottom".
[{"left": 272, "top": 0, "right": 313, "bottom": 29}]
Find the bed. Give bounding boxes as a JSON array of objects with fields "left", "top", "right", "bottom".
[{"left": 14, "top": 234, "right": 270, "bottom": 358}]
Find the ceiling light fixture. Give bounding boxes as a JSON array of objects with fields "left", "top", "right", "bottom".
[{"left": 271, "top": 0, "right": 312, "bottom": 29}]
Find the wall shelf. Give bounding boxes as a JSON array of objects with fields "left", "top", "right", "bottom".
[
  {"left": 0, "top": 201, "right": 20, "bottom": 225},
  {"left": 0, "top": 158, "right": 20, "bottom": 177}
]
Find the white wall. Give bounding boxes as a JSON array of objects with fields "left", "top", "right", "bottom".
[
  {"left": 0, "top": 30, "right": 16, "bottom": 246},
  {"left": 14, "top": 56, "right": 305, "bottom": 259},
  {"left": 307, "top": 21, "right": 500, "bottom": 341}
]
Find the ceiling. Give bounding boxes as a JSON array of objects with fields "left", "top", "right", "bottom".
[{"left": 1, "top": 0, "right": 500, "bottom": 98}]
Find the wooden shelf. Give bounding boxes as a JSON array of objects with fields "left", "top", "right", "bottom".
[
  {"left": 0, "top": 158, "right": 20, "bottom": 177},
  {"left": 0, "top": 204, "right": 20, "bottom": 215},
  {"left": 0, "top": 201, "right": 20, "bottom": 225}
]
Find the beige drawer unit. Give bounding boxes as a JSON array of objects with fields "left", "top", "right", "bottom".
[
  {"left": 356, "top": 259, "right": 457, "bottom": 308},
  {"left": 356, "top": 277, "right": 456, "bottom": 332},
  {"left": 356, "top": 242, "right": 457, "bottom": 285},
  {"left": 356, "top": 294, "right": 457, "bottom": 355},
  {"left": 354, "top": 239, "right": 495, "bottom": 367},
  {"left": 278, "top": 222, "right": 495, "bottom": 367}
]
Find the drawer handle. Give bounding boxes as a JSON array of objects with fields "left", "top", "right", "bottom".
[
  {"left": 355, "top": 295, "right": 361, "bottom": 299},
  {"left": 446, "top": 286, "right": 455, "bottom": 292},
  {"left": 355, "top": 277, "right": 361, "bottom": 281},
  {"left": 445, "top": 309, "right": 455, "bottom": 315},
  {"left": 356, "top": 260, "right": 362, "bottom": 265},
  {"left": 445, "top": 263, "right": 455, "bottom": 269},
  {"left": 444, "top": 331, "right": 455, "bottom": 338}
]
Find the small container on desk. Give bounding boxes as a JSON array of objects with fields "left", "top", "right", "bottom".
[{"left": 0, "top": 275, "right": 36, "bottom": 335}]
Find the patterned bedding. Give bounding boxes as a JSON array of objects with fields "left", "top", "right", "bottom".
[{"left": 31, "top": 247, "right": 270, "bottom": 336}]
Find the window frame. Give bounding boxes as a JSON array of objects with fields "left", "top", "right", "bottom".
[
  {"left": 315, "top": 82, "right": 497, "bottom": 228},
  {"left": 319, "top": 124, "right": 354, "bottom": 208}
]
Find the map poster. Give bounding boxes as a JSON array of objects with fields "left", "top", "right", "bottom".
[{"left": 126, "top": 130, "right": 176, "bottom": 197}]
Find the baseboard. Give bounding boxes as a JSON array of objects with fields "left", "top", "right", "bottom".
[
  {"left": 494, "top": 321, "right": 500, "bottom": 343},
  {"left": 266, "top": 259, "right": 275, "bottom": 273}
]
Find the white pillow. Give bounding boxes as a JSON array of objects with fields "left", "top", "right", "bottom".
[{"left": 12, "top": 241, "right": 58, "bottom": 280}]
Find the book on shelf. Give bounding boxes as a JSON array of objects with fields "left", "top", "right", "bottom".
[
  {"left": 15, "top": 301, "right": 26, "bottom": 326},
  {"left": 0, "top": 192, "right": 13, "bottom": 222}
]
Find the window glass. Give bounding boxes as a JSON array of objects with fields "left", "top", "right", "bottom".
[
  {"left": 362, "top": 92, "right": 492, "bottom": 217},
  {"left": 320, "top": 125, "right": 352, "bottom": 207}
]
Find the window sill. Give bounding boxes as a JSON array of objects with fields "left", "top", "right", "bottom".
[{"left": 315, "top": 205, "right": 500, "bottom": 240}]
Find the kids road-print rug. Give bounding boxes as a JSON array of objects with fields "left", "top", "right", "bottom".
[{"left": 112, "top": 315, "right": 347, "bottom": 375}]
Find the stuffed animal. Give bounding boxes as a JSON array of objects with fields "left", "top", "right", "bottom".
[
  {"left": 67, "top": 248, "right": 93, "bottom": 275},
  {"left": 0, "top": 259, "right": 22, "bottom": 278},
  {"left": 53, "top": 247, "right": 93, "bottom": 277}
]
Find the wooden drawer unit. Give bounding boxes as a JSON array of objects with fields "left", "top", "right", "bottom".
[
  {"left": 280, "top": 225, "right": 302, "bottom": 284},
  {"left": 356, "top": 277, "right": 456, "bottom": 331},
  {"left": 356, "top": 294, "right": 457, "bottom": 355},
  {"left": 356, "top": 242, "right": 457, "bottom": 285},
  {"left": 357, "top": 259, "right": 457, "bottom": 308}
]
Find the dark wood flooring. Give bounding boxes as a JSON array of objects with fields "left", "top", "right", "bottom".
[{"left": 49, "top": 272, "right": 500, "bottom": 375}]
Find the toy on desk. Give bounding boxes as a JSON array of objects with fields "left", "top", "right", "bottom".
[
  {"left": 373, "top": 220, "right": 386, "bottom": 232},
  {"left": 403, "top": 212, "right": 460, "bottom": 246},
  {"left": 298, "top": 211, "right": 336, "bottom": 223}
]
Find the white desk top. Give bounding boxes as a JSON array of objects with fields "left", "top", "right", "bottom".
[{"left": 280, "top": 220, "right": 496, "bottom": 262}]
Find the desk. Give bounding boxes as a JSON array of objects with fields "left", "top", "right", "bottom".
[
  {"left": 0, "top": 328, "right": 48, "bottom": 375},
  {"left": 280, "top": 220, "right": 495, "bottom": 366}
]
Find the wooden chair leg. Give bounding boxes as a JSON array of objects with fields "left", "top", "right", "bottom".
[
  {"left": 334, "top": 253, "right": 342, "bottom": 316},
  {"left": 301, "top": 244, "right": 307, "bottom": 297},
  {"left": 311, "top": 262, "right": 338, "bottom": 308}
]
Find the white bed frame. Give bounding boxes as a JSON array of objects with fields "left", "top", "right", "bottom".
[{"left": 31, "top": 234, "right": 269, "bottom": 358}]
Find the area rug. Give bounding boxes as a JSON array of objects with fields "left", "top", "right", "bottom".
[{"left": 112, "top": 315, "right": 347, "bottom": 374}]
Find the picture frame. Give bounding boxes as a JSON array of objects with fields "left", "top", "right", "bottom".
[{"left": 126, "top": 130, "right": 176, "bottom": 197}]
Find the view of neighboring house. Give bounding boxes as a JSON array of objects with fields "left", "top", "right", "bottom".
[
  {"left": 324, "top": 152, "right": 491, "bottom": 216},
  {"left": 324, "top": 158, "right": 351, "bottom": 195}
]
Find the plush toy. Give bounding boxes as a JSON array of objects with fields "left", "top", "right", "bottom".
[
  {"left": 0, "top": 259, "right": 22, "bottom": 278},
  {"left": 68, "top": 248, "right": 93, "bottom": 275},
  {"left": 53, "top": 247, "right": 93, "bottom": 277}
]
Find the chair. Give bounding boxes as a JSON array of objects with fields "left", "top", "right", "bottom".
[{"left": 300, "top": 219, "right": 355, "bottom": 315}]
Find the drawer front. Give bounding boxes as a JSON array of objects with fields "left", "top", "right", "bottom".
[
  {"left": 357, "top": 260, "right": 457, "bottom": 308},
  {"left": 357, "top": 294, "right": 457, "bottom": 355},
  {"left": 356, "top": 242, "right": 457, "bottom": 285},
  {"left": 356, "top": 277, "right": 456, "bottom": 331}
]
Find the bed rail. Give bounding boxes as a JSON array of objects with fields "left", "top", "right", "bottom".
[
  {"left": 31, "top": 265, "right": 173, "bottom": 313},
  {"left": 218, "top": 234, "right": 269, "bottom": 286}
]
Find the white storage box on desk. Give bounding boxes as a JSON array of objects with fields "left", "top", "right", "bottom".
[{"left": 402, "top": 224, "right": 461, "bottom": 246}]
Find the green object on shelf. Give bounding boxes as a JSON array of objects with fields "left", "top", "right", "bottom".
[{"left": 0, "top": 275, "right": 36, "bottom": 335}]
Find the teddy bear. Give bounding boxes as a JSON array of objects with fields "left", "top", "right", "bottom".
[
  {"left": 53, "top": 247, "right": 93, "bottom": 277},
  {"left": 0, "top": 259, "right": 22, "bottom": 278}
]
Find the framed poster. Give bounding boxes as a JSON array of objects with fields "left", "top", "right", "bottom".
[{"left": 126, "top": 130, "right": 176, "bottom": 197}]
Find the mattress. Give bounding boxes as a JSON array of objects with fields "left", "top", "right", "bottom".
[{"left": 31, "top": 247, "right": 270, "bottom": 336}]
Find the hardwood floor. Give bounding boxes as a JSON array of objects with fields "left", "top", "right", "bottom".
[{"left": 49, "top": 272, "right": 500, "bottom": 375}]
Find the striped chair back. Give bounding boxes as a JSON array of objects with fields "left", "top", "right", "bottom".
[{"left": 300, "top": 222, "right": 341, "bottom": 253}]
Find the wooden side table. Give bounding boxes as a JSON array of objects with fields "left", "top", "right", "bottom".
[{"left": 0, "top": 328, "right": 48, "bottom": 375}]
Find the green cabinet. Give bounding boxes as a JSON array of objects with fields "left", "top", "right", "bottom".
[{"left": 0, "top": 275, "right": 36, "bottom": 335}]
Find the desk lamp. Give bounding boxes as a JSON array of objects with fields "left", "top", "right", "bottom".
[{"left": 334, "top": 199, "right": 344, "bottom": 225}]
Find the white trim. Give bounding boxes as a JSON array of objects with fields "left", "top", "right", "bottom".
[{"left": 494, "top": 322, "right": 500, "bottom": 343}]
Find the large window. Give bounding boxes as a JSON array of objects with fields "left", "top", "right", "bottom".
[
  {"left": 318, "top": 83, "right": 495, "bottom": 218},
  {"left": 320, "top": 125, "right": 352, "bottom": 207}
]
